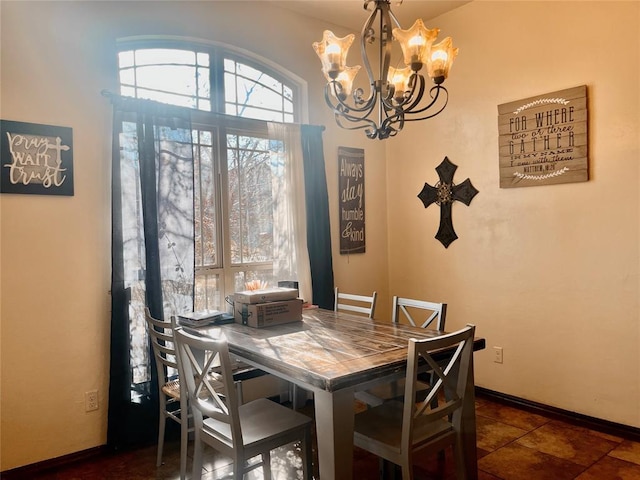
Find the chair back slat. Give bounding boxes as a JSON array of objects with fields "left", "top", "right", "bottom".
[
  {"left": 392, "top": 296, "right": 447, "bottom": 331},
  {"left": 334, "top": 287, "right": 377, "bottom": 318},
  {"left": 145, "top": 308, "right": 179, "bottom": 380}
]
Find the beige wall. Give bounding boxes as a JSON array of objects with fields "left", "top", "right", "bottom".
[
  {"left": 386, "top": 0, "right": 640, "bottom": 427},
  {"left": 0, "top": 1, "right": 387, "bottom": 470},
  {"left": 1, "top": 0, "right": 638, "bottom": 472}
]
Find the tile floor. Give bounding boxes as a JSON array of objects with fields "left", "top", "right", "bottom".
[{"left": 17, "top": 395, "right": 640, "bottom": 479}]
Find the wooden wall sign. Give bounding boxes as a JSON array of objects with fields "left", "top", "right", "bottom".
[
  {"left": 338, "top": 146, "right": 365, "bottom": 254},
  {"left": 1, "top": 120, "right": 74, "bottom": 196},
  {"left": 498, "top": 85, "right": 588, "bottom": 188}
]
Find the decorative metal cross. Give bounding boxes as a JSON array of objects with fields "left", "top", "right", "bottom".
[{"left": 417, "top": 157, "right": 479, "bottom": 248}]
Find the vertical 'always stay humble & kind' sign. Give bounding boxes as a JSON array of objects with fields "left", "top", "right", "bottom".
[{"left": 338, "top": 146, "right": 365, "bottom": 254}]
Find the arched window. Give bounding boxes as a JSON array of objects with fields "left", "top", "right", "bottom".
[
  {"left": 118, "top": 43, "right": 297, "bottom": 122},
  {"left": 117, "top": 39, "right": 304, "bottom": 313}
]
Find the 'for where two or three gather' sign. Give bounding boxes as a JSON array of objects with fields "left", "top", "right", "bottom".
[{"left": 498, "top": 85, "right": 588, "bottom": 188}]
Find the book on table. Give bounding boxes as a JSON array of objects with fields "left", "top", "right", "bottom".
[{"left": 177, "top": 310, "right": 234, "bottom": 327}]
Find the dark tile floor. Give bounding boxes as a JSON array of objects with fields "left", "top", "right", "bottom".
[{"left": 21, "top": 396, "right": 640, "bottom": 479}]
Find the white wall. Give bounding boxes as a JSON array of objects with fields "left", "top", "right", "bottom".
[{"left": 386, "top": 1, "right": 640, "bottom": 427}]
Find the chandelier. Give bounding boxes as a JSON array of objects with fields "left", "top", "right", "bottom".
[{"left": 312, "top": 0, "right": 458, "bottom": 140}]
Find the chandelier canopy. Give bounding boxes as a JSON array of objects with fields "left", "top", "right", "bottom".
[{"left": 312, "top": 0, "right": 458, "bottom": 140}]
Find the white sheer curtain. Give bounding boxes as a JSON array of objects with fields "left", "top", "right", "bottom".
[{"left": 267, "top": 122, "right": 313, "bottom": 304}]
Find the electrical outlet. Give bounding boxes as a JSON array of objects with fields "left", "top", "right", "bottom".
[
  {"left": 85, "top": 390, "right": 99, "bottom": 412},
  {"left": 493, "top": 346, "right": 503, "bottom": 364}
]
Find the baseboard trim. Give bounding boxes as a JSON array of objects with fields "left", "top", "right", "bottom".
[
  {"left": 1, "top": 445, "right": 107, "bottom": 479},
  {"left": 476, "top": 386, "right": 640, "bottom": 442}
]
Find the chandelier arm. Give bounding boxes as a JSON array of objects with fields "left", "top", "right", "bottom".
[
  {"left": 334, "top": 114, "right": 380, "bottom": 136},
  {"left": 324, "top": 83, "right": 377, "bottom": 122},
  {"left": 324, "top": 83, "right": 378, "bottom": 117},
  {"left": 336, "top": 103, "right": 380, "bottom": 126},
  {"left": 404, "top": 85, "right": 449, "bottom": 118},
  {"left": 377, "top": 2, "right": 393, "bottom": 101},
  {"left": 357, "top": 1, "right": 383, "bottom": 108},
  {"left": 380, "top": 114, "right": 405, "bottom": 137},
  {"left": 324, "top": 82, "right": 384, "bottom": 139}
]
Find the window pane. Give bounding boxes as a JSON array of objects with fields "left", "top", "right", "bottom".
[
  {"left": 197, "top": 66, "right": 210, "bottom": 100},
  {"left": 234, "top": 269, "right": 274, "bottom": 292},
  {"left": 136, "top": 65, "right": 197, "bottom": 96},
  {"left": 226, "top": 105, "right": 284, "bottom": 122},
  {"left": 119, "top": 67, "right": 135, "bottom": 85},
  {"left": 120, "top": 85, "right": 136, "bottom": 97},
  {"left": 194, "top": 136, "right": 217, "bottom": 267},
  {"left": 236, "top": 76, "right": 283, "bottom": 110},
  {"left": 119, "top": 50, "right": 134, "bottom": 68},
  {"left": 227, "top": 134, "right": 274, "bottom": 264},
  {"left": 195, "top": 271, "right": 223, "bottom": 311},
  {"left": 224, "top": 72, "right": 237, "bottom": 103},
  {"left": 223, "top": 58, "right": 292, "bottom": 122},
  {"left": 236, "top": 62, "right": 279, "bottom": 90},
  {"left": 118, "top": 49, "right": 212, "bottom": 112},
  {"left": 197, "top": 52, "right": 209, "bottom": 67},
  {"left": 135, "top": 48, "right": 195, "bottom": 66},
  {"left": 136, "top": 88, "right": 197, "bottom": 109},
  {"left": 283, "top": 85, "right": 293, "bottom": 102}
]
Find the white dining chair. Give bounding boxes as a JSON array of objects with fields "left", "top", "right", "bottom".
[
  {"left": 145, "top": 308, "right": 189, "bottom": 480},
  {"left": 334, "top": 287, "right": 378, "bottom": 318},
  {"left": 356, "top": 296, "right": 448, "bottom": 408},
  {"left": 174, "top": 327, "right": 314, "bottom": 480},
  {"left": 392, "top": 295, "right": 447, "bottom": 330},
  {"left": 354, "top": 324, "right": 476, "bottom": 480}
]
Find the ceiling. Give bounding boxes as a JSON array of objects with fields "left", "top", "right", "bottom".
[{"left": 267, "top": 1, "right": 471, "bottom": 30}]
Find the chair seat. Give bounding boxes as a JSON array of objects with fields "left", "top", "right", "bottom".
[
  {"left": 354, "top": 401, "right": 453, "bottom": 452},
  {"left": 161, "top": 379, "right": 181, "bottom": 399},
  {"left": 356, "top": 378, "right": 432, "bottom": 407},
  {"left": 204, "top": 398, "right": 313, "bottom": 448}
]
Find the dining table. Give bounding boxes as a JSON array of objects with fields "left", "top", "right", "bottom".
[{"left": 189, "top": 308, "right": 486, "bottom": 480}]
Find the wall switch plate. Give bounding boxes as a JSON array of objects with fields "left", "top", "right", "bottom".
[
  {"left": 493, "top": 346, "right": 503, "bottom": 364},
  {"left": 85, "top": 390, "right": 99, "bottom": 411}
]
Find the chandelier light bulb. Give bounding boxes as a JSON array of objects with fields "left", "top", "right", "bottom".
[
  {"left": 427, "top": 37, "right": 459, "bottom": 84},
  {"left": 312, "top": 30, "right": 355, "bottom": 79}
]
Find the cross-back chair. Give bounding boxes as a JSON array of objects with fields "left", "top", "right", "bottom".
[
  {"left": 145, "top": 308, "right": 189, "bottom": 480},
  {"left": 334, "top": 287, "right": 378, "bottom": 318},
  {"left": 356, "top": 296, "right": 448, "bottom": 408},
  {"left": 354, "top": 324, "right": 476, "bottom": 480},
  {"left": 392, "top": 296, "right": 447, "bottom": 330},
  {"left": 173, "top": 327, "right": 313, "bottom": 480}
]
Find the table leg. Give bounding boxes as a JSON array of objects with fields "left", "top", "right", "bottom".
[
  {"left": 461, "top": 354, "right": 479, "bottom": 480},
  {"left": 313, "top": 388, "right": 355, "bottom": 480}
]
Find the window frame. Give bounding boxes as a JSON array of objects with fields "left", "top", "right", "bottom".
[{"left": 117, "top": 36, "right": 306, "bottom": 310}]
